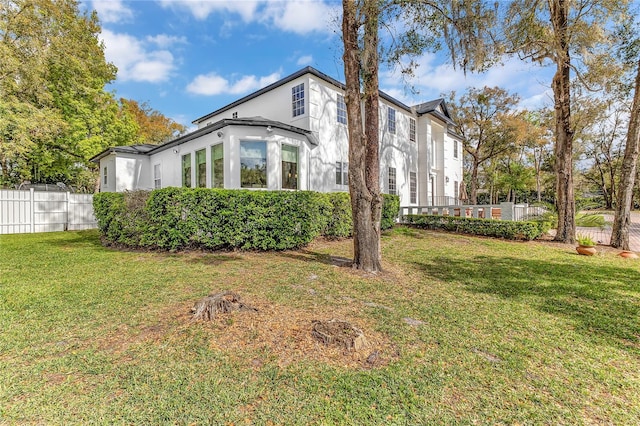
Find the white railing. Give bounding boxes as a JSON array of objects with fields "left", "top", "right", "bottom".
[
  {"left": 0, "top": 189, "right": 97, "bottom": 235},
  {"left": 399, "top": 202, "right": 547, "bottom": 222}
]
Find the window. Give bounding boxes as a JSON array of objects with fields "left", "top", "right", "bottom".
[
  {"left": 153, "top": 164, "right": 161, "bottom": 189},
  {"left": 211, "top": 144, "right": 224, "bottom": 188},
  {"left": 240, "top": 141, "right": 267, "bottom": 188},
  {"left": 281, "top": 145, "right": 299, "bottom": 190},
  {"left": 102, "top": 166, "right": 107, "bottom": 185},
  {"left": 454, "top": 140, "right": 459, "bottom": 158},
  {"left": 292, "top": 83, "right": 304, "bottom": 117},
  {"left": 181, "top": 153, "right": 192, "bottom": 188},
  {"left": 196, "top": 149, "right": 206, "bottom": 188},
  {"left": 454, "top": 180, "right": 459, "bottom": 200},
  {"left": 388, "top": 107, "right": 396, "bottom": 134},
  {"left": 232, "top": 112, "right": 238, "bottom": 119},
  {"left": 409, "top": 118, "right": 416, "bottom": 142},
  {"left": 431, "top": 138, "right": 436, "bottom": 167},
  {"left": 388, "top": 167, "right": 396, "bottom": 195},
  {"left": 336, "top": 161, "right": 348, "bottom": 186},
  {"left": 337, "top": 94, "right": 347, "bottom": 124},
  {"left": 410, "top": 172, "right": 417, "bottom": 204}
]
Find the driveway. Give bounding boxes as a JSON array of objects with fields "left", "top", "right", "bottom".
[{"left": 576, "top": 212, "right": 640, "bottom": 252}]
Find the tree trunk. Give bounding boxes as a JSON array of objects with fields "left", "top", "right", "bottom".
[
  {"left": 470, "top": 159, "right": 479, "bottom": 204},
  {"left": 550, "top": 0, "right": 576, "bottom": 244},
  {"left": 610, "top": 59, "right": 640, "bottom": 250},
  {"left": 342, "top": 0, "right": 382, "bottom": 272}
]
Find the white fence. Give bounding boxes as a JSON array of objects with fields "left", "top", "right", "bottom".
[
  {"left": 0, "top": 189, "right": 97, "bottom": 235},
  {"left": 400, "top": 202, "right": 548, "bottom": 222}
]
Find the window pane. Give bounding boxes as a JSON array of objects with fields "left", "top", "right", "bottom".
[
  {"left": 388, "top": 167, "right": 396, "bottom": 195},
  {"left": 292, "top": 83, "right": 304, "bottom": 117},
  {"left": 337, "top": 94, "right": 347, "bottom": 124},
  {"left": 335, "top": 162, "right": 342, "bottom": 185},
  {"left": 103, "top": 167, "right": 107, "bottom": 185},
  {"left": 196, "top": 149, "right": 206, "bottom": 188},
  {"left": 240, "top": 141, "right": 267, "bottom": 188},
  {"left": 182, "top": 153, "right": 191, "bottom": 188},
  {"left": 409, "top": 118, "right": 416, "bottom": 142},
  {"left": 410, "top": 172, "right": 417, "bottom": 204},
  {"left": 154, "top": 164, "right": 161, "bottom": 189},
  {"left": 211, "top": 144, "right": 224, "bottom": 188},
  {"left": 281, "top": 145, "right": 298, "bottom": 190},
  {"left": 388, "top": 108, "right": 396, "bottom": 134}
]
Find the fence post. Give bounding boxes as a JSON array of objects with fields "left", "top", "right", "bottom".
[
  {"left": 65, "top": 191, "right": 70, "bottom": 231},
  {"left": 500, "top": 202, "right": 514, "bottom": 221},
  {"left": 29, "top": 188, "right": 35, "bottom": 233}
]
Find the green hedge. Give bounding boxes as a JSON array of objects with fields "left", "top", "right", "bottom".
[
  {"left": 93, "top": 189, "right": 400, "bottom": 251},
  {"left": 403, "top": 214, "right": 544, "bottom": 241}
]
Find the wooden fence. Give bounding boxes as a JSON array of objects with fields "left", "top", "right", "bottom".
[{"left": 0, "top": 189, "right": 96, "bottom": 235}]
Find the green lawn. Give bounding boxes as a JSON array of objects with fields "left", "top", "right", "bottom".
[{"left": 1, "top": 228, "right": 639, "bottom": 424}]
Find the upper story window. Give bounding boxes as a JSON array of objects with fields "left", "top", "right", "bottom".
[
  {"left": 153, "top": 164, "right": 161, "bottom": 189},
  {"left": 102, "top": 166, "right": 108, "bottom": 185},
  {"left": 454, "top": 140, "right": 459, "bottom": 159},
  {"left": 292, "top": 83, "right": 305, "bottom": 117},
  {"left": 196, "top": 149, "right": 207, "bottom": 188},
  {"left": 337, "top": 94, "right": 347, "bottom": 124},
  {"left": 281, "top": 145, "right": 299, "bottom": 190},
  {"left": 182, "top": 153, "right": 192, "bottom": 188},
  {"left": 388, "top": 107, "right": 396, "bottom": 134},
  {"left": 232, "top": 112, "right": 238, "bottom": 119},
  {"left": 240, "top": 141, "right": 267, "bottom": 188},
  {"left": 409, "top": 118, "right": 416, "bottom": 142},
  {"left": 211, "top": 143, "right": 224, "bottom": 188}
]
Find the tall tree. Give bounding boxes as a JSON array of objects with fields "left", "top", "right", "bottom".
[
  {"left": 611, "top": 58, "right": 640, "bottom": 249},
  {"left": 341, "top": 0, "right": 498, "bottom": 272},
  {"left": 503, "top": 0, "right": 630, "bottom": 243},
  {"left": 121, "top": 99, "right": 186, "bottom": 145},
  {"left": 448, "top": 86, "right": 521, "bottom": 204}
]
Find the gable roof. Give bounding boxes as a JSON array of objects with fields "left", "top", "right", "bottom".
[
  {"left": 414, "top": 98, "right": 454, "bottom": 125},
  {"left": 192, "top": 66, "right": 414, "bottom": 125},
  {"left": 89, "top": 117, "right": 317, "bottom": 163}
]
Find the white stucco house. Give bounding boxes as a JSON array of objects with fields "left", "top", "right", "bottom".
[{"left": 91, "top": 67, "right": 463, "bottom": 207}]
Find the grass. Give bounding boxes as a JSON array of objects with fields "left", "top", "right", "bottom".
[{"left": 1, "top": 228, "right": 639, "bottom": 424}]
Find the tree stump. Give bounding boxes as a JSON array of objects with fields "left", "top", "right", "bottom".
[
  {"left": 311, "top": 319, "right": 367, "bottom": 351},
  {"left": 191, "top": 291, "right": 257, "bottom": 321}
]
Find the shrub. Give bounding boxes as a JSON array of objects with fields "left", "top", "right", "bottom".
[
  {"left": 404, "top": 214, "right": 543, "bottom": 241},
  {"left": 381, "top": 194, "right": 400, "bottom": 230},
  {"left": 323, "top": 192, "right": 352, "bottom": 238}
]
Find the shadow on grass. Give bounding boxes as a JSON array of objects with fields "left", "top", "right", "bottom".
[
  {"left": 412, "top": 255, "right": 640, "bottom": 351},
  {"left": 276, "top": 250, "right": 354, "bottom": 267}
]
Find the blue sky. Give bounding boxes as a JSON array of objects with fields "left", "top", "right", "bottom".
[{"left": 85, "top": 0, "right": 555, "bottom": 129}]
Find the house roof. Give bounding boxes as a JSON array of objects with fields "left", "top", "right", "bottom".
[
  {"left": 192, "top": 66, "right": 415, "bottom": 125},
  {"left": 414, "top": 98, "right": 454, "bottom": 125},
  {"left": 89, "top": 117, "right": 317, "bottom": 163}
]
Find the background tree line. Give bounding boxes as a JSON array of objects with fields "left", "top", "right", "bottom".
[{"left": 0, "top": 0, "right": 185, "bottom": 192}]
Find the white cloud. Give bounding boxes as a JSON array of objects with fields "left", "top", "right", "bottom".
[
  {"left": 380, "top": 54, "right": 554, "bottom": 110},
  {"left": 296, "top": 55, "right": 313, "bottom": 66},
  {"left": 91, "top": 0, "right": 133, "bottom": 24},
  {"left": 158, "top": 0, "right": 259, "bottom": 21},
  {"left": 186, "top": 71, "right": 282, "bottom": 96},
  {"left": 262, "top": 1, "right": 338, "bottom": 34},
  {"left": 146, "top": 34, "right": 188, "bottom": 48},
  {"left": 101, "top": 30, "right": 176, "bottom": 83},
  {"left": 158, "top": 0, "right": 336, "bottom": 35}
]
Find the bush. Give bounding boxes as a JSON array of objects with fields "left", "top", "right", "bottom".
[
  {"left": 94, "top": 188, "right": 401, "bottom": 251},
  {"left": 404, "top": 214, "right": 543, "bottom": 241}
]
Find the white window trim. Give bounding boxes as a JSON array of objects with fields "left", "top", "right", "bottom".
[{"left": 153, "top": 163, "right": 161, "bottom": 189}]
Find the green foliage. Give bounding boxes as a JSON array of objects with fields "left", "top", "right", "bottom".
[
  {"left": 322, "top": 192, "right": 353, "bottom": 238},
  {"left": 576, "top": 233, "right": 596, "bottom": 247},
  {"left": 94, "top": 189, "right": 401, "bottom": 250},
  {"left": 404, "top": 214, "right": 543, "bottom": 240},
  {"left": 381, "top": 193, "right": 400, "bottom": 230},
  {"left": 576, "top": 212, "right": 606, "bottom": 229}
]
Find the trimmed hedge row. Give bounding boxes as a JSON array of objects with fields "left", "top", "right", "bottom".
[
  {"left": 403, "top": 214, "right": 544, "bottom": 241},
  {"left": 93, "top": 189, "right": 400, "bottom": 251}
]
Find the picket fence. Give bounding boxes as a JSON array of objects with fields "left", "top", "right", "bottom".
[{"left": 0, "top": 189, "right": 97, "bottom": 235}]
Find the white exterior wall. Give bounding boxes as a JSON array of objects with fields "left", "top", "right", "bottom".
[
  {"left": 307, "top": 77, "right": 349, "bottom": 193},
  {"left": 196, "top": 75, "right": 311, "bottom": 131},
  {"left": 98, "top": 153, "right": 151, "bottom": 192},
  {"left": 142, "top": 126, "right": 312, "bottom": 191}
]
